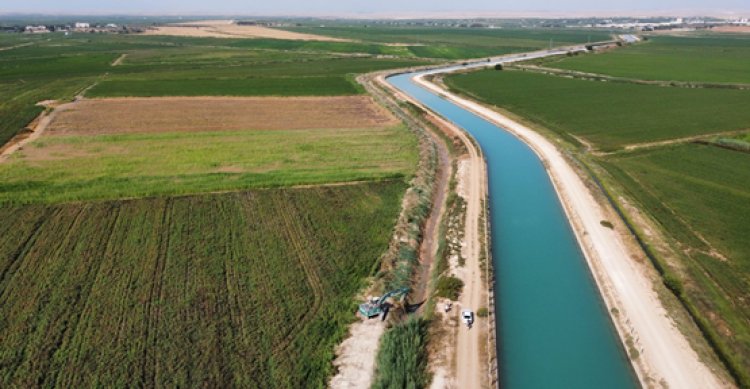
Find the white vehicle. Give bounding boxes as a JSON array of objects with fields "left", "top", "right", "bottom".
[{"left": 461, "top": 309, "right": 474, "bottom": 328}]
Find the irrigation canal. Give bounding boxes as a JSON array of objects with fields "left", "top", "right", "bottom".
[{"left": 387, "top": 53, "right": 639, "bottom": 388}]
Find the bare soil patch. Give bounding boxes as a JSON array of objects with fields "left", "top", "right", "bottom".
[
  {"left": 712, "top": 25, "right": 750, "bottom": 34},
  {"left": 142, "top": 21, "right": 350, "bottom": 42},
  {"left": 47, "top": 96, "right": 398, "bottom": 136}
]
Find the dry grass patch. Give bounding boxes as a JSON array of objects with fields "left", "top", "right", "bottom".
[
  {"left": 142, "top": 21, "right": 350, "bottom": 42},
  {"left": 48, "top": 96, "right": 398, "bottom": 136}
]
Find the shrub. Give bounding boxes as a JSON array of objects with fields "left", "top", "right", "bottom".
[
  {"left": 435, "top": 276, "right": 464, "bottom": 300},
  {"left": 372, "top": 318, "right": 430, "bottom": 389}
]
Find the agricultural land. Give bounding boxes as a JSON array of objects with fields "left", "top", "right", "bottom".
[
  {"left": 281, "top": 24, "right": 612, "bottom": 59},
  {"left": 0, "top": 26, "right": 612, "bottom": 148},
  {"left": 0, "top": 183, "right": 405, "bottom": 387},
  {"left": 0, "top": 25, "right": 430, "bottom": 387},
  {"left": 142, "top": 20, "right": 351, "bottom": 41},
  {"left": 6, "top": 20, "right": 745, "bottom": 388},
  {"left": 548, "top": 34, "right": 750, "bottom": 84},
  {"left": 444, "top": 32, "right": 750, "bottom": 386}
]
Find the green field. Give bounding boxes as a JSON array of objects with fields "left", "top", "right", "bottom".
[
  {"left": 445, "top": 69, "right": 750, "bottom": 151},
  {"left": 0, "top": 182, "right": 405, "bottom": 388},
  {"left": 0, "top": 28, "right": 430, "bottom": 388},
  {"left": 282, "top": 26, "right": 612, "bottom": 59},
  {"left": 548, "top": 34, "right": 750, "bottom": 84},
  {"left": 0, "top": 126, "right": 417, "bottom": 204},
  {"left": 88, "top": 56, "right": 423, "bottom": 97},
  {"left": 601, "top": 144, "right": 750, "bottom": 380}
]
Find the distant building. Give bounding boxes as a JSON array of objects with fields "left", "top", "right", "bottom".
[
  {"left": 74, "top": 22, "right": 90, "bottom": 29},
  {"left": 24, "top": 25, "right": 49, "bottom": 34}
]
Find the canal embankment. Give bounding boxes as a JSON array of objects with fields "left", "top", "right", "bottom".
[{"left": 407, "top": 69, "right": 723, "bottom": 388}]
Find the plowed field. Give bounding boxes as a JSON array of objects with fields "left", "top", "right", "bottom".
[{"left": 48, "top": 96, "right": 397, "bottom": 136}]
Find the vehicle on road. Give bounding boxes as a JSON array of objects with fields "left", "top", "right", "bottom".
[{"left": 461, "top": 309, "right": 474, "bottom": 328}]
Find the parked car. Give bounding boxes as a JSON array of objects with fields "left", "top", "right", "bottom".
[{"left": 461, "top": 309, "right": 474, "bottom": 328}]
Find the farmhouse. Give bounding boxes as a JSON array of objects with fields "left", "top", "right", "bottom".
[{"left": 24, "top": 25, "right": 49, "bottom": 34}]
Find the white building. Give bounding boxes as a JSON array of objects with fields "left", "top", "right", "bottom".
[
  {"left": 74, "top": 22, "right": 90, "bottom": 29},
  {"left": 24, "top": 25, "right": 49, "bottom": 34}
]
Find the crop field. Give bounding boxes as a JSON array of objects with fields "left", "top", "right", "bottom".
[
  {"left": 0, "top": 182, "right": 406, "bottom": 388},
  {"left": 547, "top": 34, "right": 750, "bottom": 84},
  {"left": 0, "top": 124, "right": 417, "bottom": 204},
  {"left": 281, "top": 26, "right": 612, "bottom": 59},
  {"left": 89, "top": 56, "right": 424, "bottom": 97},
  {"left": 142, "top": 23, "right": 349, "bottom": 41},
  {"left": 0, "top": 33, "right": 426, "bottom": 148},
  {"left": 47, "top": 96, "right": 397, "bottom": 135},
  {"left": 601, "top": 144, "right": 750, "bottom": 378},
  {"left": 445, "top": 69, "right": 750, "bottom": 151}
]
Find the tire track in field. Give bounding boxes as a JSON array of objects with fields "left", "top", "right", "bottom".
[
  {"left": 0, "top": 207, "right": 54, "bottom": 297},
  {"left": 53, "top": 203, "right": 124, "bottom": 387},
  {"left": 0, "top": 205, "right": 86, "bottom": 385},
  {"left": 43, "top": 204, "right": 123, "bottom": 388},
  {"left": 140, "top": 199, "right": 173, "bottom": 388},
  {"left": 270, "top": 194, "right": 325, "bottom": 356}
]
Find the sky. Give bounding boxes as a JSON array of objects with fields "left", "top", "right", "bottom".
[{"left": 2, "top": 0, "right": 749, "bottom": 17}]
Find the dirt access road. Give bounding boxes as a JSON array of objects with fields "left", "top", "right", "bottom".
[
  {"left": 443, "top": 115, "right": 488, "bottom": 389},
  {"left": 375, "top": 72, "right": 492, "bottom": 388},
  {"left": 413, "top": 70, "right": 727, "bottom": 388}
]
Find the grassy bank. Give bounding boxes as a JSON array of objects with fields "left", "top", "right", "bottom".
[{"left": 600, "top": 144, "right": 750, "bottom": 384}]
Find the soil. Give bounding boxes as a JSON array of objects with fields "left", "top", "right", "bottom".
[
  {"left": 111, "top": 54, "right": 127, "bottom": 67},
  {"left": 711, "top": 26, "right": 750, "bottom": 34},
  {"left": 0, "top": 101, "right": 75, "bottom": 163},
  {"left": 142, "top": 21, "right": 350, "bottom": 42},
  {"left": 329, "top": 318, "right": 386, "bottom": 389},
  {"left": 445, "top": 118, "right": 489, "bottom": 389},
  {"left": 47, "top": 96, "right": 398, "bottom": 136}
]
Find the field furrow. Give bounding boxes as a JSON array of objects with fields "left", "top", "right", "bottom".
[
  {"left": 0, "top": 176, "right": 404, "bottom": 387},
  {"left": 269, "top": 192, "right": 325, "bottom": 356}
]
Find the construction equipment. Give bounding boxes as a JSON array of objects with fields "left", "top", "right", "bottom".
[{"left": 359, "top": 287, "right": 409, "bottom": 318}]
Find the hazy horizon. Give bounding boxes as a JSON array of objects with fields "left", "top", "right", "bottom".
[{"left": 1, "top": 1, "right": 748, "bottom": 18}]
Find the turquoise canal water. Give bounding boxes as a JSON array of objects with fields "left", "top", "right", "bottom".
[{"left": 388, "top": 73, "right": 638, "bottom": 389}]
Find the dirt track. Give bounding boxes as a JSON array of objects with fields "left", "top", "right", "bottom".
[
  {"left": 374, "top": 73, "right": 492, "bottom": 389},
  {"left": 47, "top": 96, "right": 398, "bottom": 136},
  {"left": 415, "top": 74, "right": 727, "bottom": 388}
]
